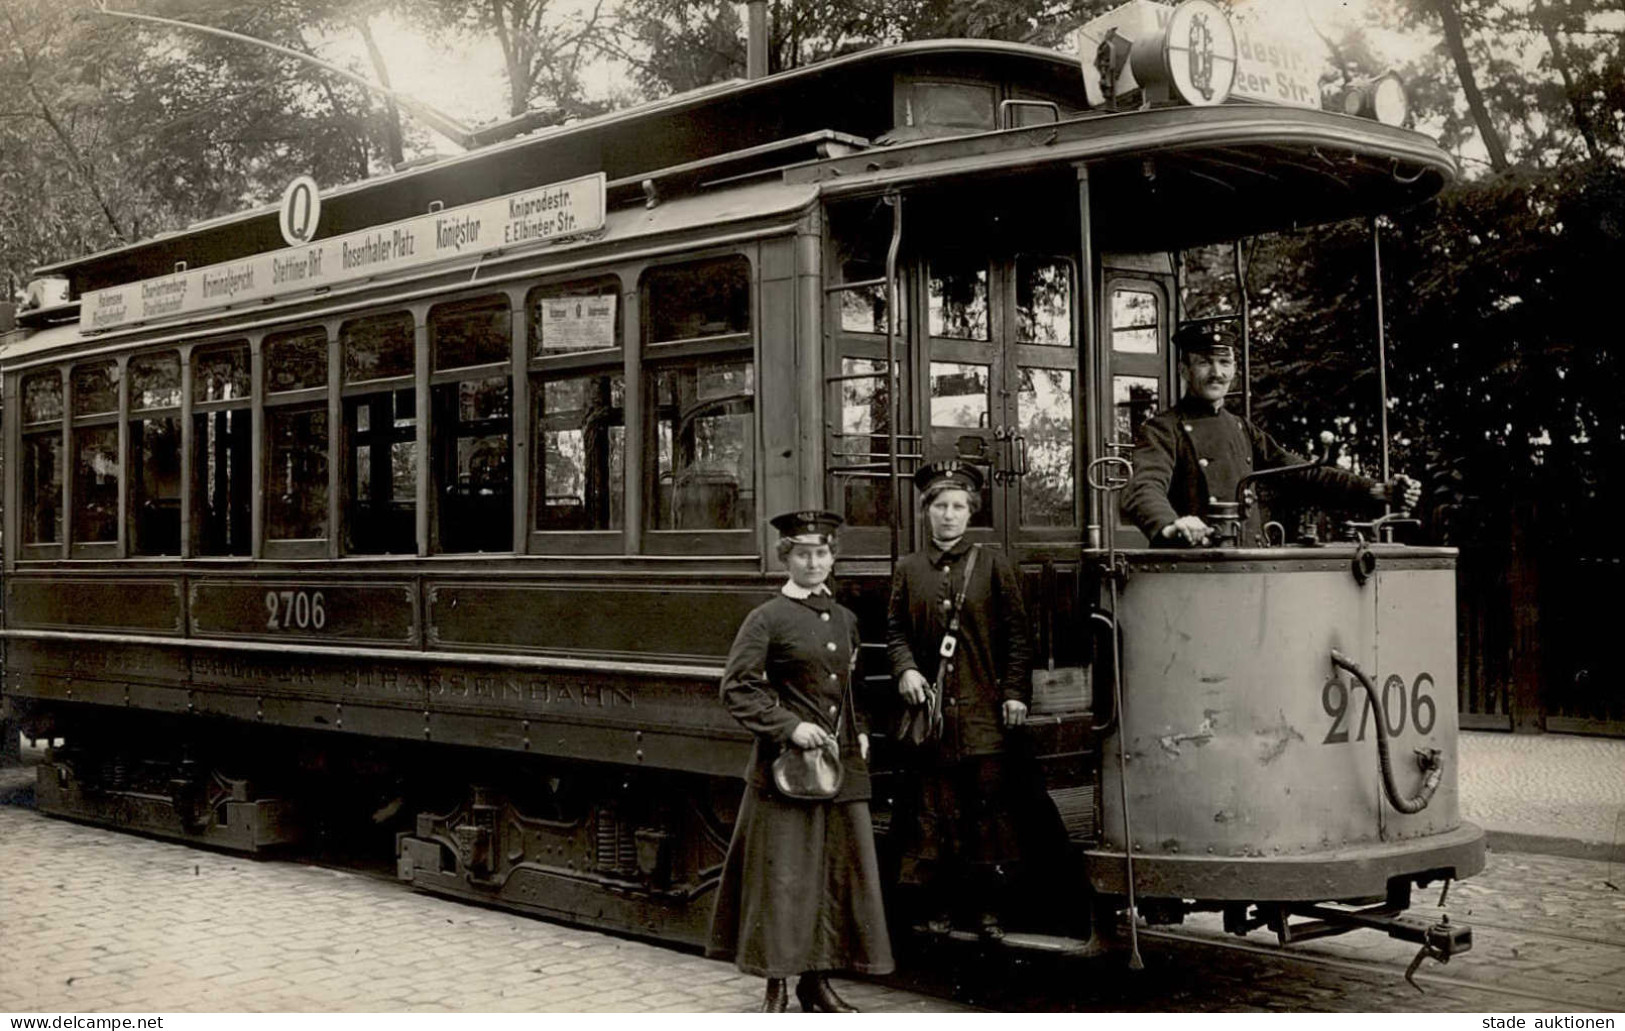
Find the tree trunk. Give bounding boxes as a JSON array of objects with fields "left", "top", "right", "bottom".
[
  {"left": 355, "top": 16, "right": 406, "bottom": 168},
  {"left": 1528, "top": 0, "right": 1603, "bottom": 163},
  {"left": 1429, "top": 0, "right": 1511, "bottom": 172}
]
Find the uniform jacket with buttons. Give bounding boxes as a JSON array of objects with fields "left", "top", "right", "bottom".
[
  {"left": 887, "top": 539, "right": 1031, "bottom": 760},
  {"left": 720, "top": 589, "right": 870, "bottom": 803},
  {"left": 1121, "top": 395, "right": 1380, "bottom": 543}
]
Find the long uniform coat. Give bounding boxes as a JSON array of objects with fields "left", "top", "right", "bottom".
[
  {"left": 886, "top": 539, "right": 1039, "bottom": 893},
  {"left": 706, "top": 589, "right": 894, "bottom": 979},
  {"left": 1121, "top": 395, "right": 1381, "bottom": 543}
]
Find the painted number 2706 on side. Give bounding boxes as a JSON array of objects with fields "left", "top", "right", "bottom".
[
  {"left": 1321, "top": 672, "right": 1436, "bottom": 745},
  {"left": 265, "top": 589, "right": 327, "bottom": 631}
]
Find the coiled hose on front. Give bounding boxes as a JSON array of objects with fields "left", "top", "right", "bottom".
[{"left": 1329, "top": 649, "right": 1443, "bottom": 815}]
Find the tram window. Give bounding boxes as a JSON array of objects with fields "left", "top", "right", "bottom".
[
  {"left": 828, "top": 202, "right": 907, "bottom": 335},
  {"left": 431, "top": 296, "right": 511, "bottom": 371},
  {"left": 128, "top": 351, "right": 182, "bottom": 556},
  {"left": 266, "top": 405, "right": 329, "bottom": 540},
  {"left": 1111, "top": 289, "right": 1160, "bottom": 354},
  {"left": 928, "top": 258, "right": 990, "bottom": 340},
  {"left": 191, "top": 343, "right": 251, "bottom": 556},
  {"left": 68, "top": 361, "right": 121, "bottom": 546},
  {"left": 343, "top": 311, "right": 415, "bottom": 383},
  {"left": 896, "top": 80, "right": 996, "bottom": 132},
  {"left": 194, "top": 342, "right": 250, "bottom": 402},
  {"left": 72, "top": 425, "right": 119, "bottom": 544},
  {"left": 535, "top": 372, "right": 624, "bottom": 532},
  {"left": 928, "top": 362, "right": 993, "bottom": 525},
  {"left": 266, "top": 327, "right": 328, "bottom": 392},
  {"left": 193, "top": 409, "right": 250, "bottom": 555},
  {"left": 342, "top": 312, "right": 418, "bottom": 555},
  {"left": 1114, "top": 375, "right": 1160, "bottom": 443},
  {"left": 1017, "top": 258, "right": 1072, "bottom": 347},
  {"left": 129, "top": 352, "right": 182, "bottom": 409},
  {"left": 649, "top": 359, "right": 754, "bottom": 531},
  {"left": 129, "top": 417, "right": 181, "bottom": 555},
  {"left": 22, "top": 434, "right": 63, "bottom": 545},
  {"left": 21, "top": 372, "right": 63, "bottom": 546},
  {"left": 1017, "top": 368, "right": 1076, "bottom": 527},
  {"left": 528, "top": 276, "right": 621, "bottom": 356},
  {"left": 72, "top": 361, "right": 119, "bottom": 416},
  {"left": 831, "top": 357, "right": 894, "bottom": 527},
  {"left": 433, "top": 376, "right": 512, "bottom": 552},
  {"left": 345, "top": 389, "right": 417, "bottom": 554},
  {"left": 646, "top": 257, "right": 750, "bottom": 344},
  {"left": 24, "top": 371, "right": 63, "bottom": 423},
  {"left": 930, "top": 362, "right": 990, "bottom": 429}
]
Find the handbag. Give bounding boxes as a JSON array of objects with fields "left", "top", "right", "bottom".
[
  {"left": 894, "top": 545, "right": 979, "bottom": 748},
  {"left": 770, "top": 630, "right": 857, "bottom": 801}
]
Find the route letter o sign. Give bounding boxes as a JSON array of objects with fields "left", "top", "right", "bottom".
[{"left": 279, "top": 176, "right": 321, "bottom": 247}]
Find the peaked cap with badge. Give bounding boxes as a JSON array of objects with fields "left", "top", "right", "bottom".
[
  {"left": 769, "top": 509, "right": 843, "bottom": 545},
  {"left": 913, "top": 460, "right": 984, "bottom": 496},
  {"left": 1172, "top": 321, "right": 1238, "bottom": 358}
]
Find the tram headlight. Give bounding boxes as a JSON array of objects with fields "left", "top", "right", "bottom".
[{"left": 1336, "top": 72, "right": 1409, "bottom": 127}]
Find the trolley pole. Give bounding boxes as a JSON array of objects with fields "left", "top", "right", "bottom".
[
  {"left": 1372, "top": 219, "right": 1392, "bottom": 507},
  {"left": 1234, "top": 241, "right": 1251, "bottom": 423},
  {"left": 885, "top": 194, "right": 904, "bottom": 567}
]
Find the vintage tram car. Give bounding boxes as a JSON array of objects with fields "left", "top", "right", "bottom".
[{"left": 1, "top": 0, "right": 1481, "bottom": 962}]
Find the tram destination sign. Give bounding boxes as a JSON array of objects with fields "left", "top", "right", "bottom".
[{"left": 80, "top": 172, "right": 607, "bottom": 333}]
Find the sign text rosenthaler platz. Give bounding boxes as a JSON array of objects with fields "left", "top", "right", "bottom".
[{"left": 81, "top": 172, "right": 607, "bottom": 332}]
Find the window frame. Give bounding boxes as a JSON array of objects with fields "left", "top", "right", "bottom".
[
  {"left": 526, "top": 273, "right": 627, "bottom": 556},
  {"left": 190, "top": 339, "right": 254, "bottom": 559},
  {"left": 68, "top": 357, "right": 124, "bottom": 558},
  {"left": 339, "top": 309, "right": 422, "bottom": 557},
  {"left": 126, "top": 348, "right": 184, "bottom": 557},
  {"left": 259, "top": 324, "right": 334, "bottom": 560},
  {"left": 427, "top": 292, "right": 517, "bottom": 556},
  {"left": 18, "top": 366, "right": 68, "bottom": 559},
  {"left": 639, "top": 251, "right": 759, "bottom": 556}
]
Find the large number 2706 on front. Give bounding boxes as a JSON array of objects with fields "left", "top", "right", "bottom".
[
  {"left": 265, "top": 589, "right": 327, "bottom": 631},
  {"left": 1321, "top": 672, "right": 1437, "bottom": 744}
]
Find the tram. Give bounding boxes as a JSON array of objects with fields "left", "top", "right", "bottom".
[{"left": 0, "top": 0, "right": 1482, "bottom": 969}]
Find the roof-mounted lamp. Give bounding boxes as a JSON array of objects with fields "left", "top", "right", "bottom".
[
  {"left": 1083, "top": 0, "right": 1239, "bottom": 110},
  {"left": 1333, "top": 72, "right": 1409, "bottom": 126}
]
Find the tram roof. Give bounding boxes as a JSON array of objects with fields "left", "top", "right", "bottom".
[
  {"left": 21, "top": 36, "right": 1457, "bottom": 325},
  {"left": 796, "top": 103, "right": 1455, "bottom": 251},
  {"left": 34, "top": 39, "right": 1083, "bottom": 294}
]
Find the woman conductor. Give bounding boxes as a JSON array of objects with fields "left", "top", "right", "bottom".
[{"left": 706, "top": 510, "right": 894, "bottom": 1012}]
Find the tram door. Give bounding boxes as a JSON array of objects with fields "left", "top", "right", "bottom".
[
  {"left": 916, "top": 248, "right": 1092, "bottom": 712},
  {"left": 918, "top": 250, "right": 1081, "bottom": 551}
]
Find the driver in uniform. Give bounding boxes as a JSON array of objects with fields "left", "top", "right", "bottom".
[{"left": 1121, "top": 323, "right": 1422, "bottom": 545}]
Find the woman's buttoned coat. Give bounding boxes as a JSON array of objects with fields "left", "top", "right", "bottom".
[{"left": 706, "top": 587, "right": 893, "bottom": 979}]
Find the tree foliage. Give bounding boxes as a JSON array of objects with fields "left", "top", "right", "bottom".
[{"left": 599, "top": 0, "right": 1112, "bottom": 95}]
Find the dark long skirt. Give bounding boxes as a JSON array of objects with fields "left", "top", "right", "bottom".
[{"left": 706, "top": 788, "right": 895, "bottom": 978}]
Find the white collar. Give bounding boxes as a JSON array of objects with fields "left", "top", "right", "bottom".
[{"left": 781, "top": 580, "right": 832, "bottom": 600}]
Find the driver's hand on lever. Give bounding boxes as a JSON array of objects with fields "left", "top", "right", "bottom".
[
  {"left": 1373, "top": 474, "right": 1422, "bottom": 512},
  {"left": 1160, "top": 515, "right": 1212, "bottom": 547}
]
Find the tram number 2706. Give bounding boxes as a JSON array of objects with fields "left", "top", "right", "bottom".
[
  {"left": 265, "top": 589, "right": 327, "bottom": 631},
  {"left": 1321, "top": 672, "right": 1436, "bottom": 744}
]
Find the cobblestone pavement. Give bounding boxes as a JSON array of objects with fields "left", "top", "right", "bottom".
[
  {"left": 0, "top": 799, "right": 966, "bottom": 1014},
  {"left": 4, "top": 767, "right": 1623, "bottom": 1014},
  {"left": 1458, "top": 731, "right": 1625, "bottom": 852}
]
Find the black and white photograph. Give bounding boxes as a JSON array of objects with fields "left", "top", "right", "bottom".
[{"left": 1, "top": 0, "right": 1623, "bottom": 1017}]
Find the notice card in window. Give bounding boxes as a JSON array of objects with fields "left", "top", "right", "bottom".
[{"left": 541, "top": 294, "right": 617, "bottom": 352}]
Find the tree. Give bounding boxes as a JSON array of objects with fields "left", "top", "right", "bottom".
[{"left": 601, "top": 0, "right": 1114, "bottom": 96}]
